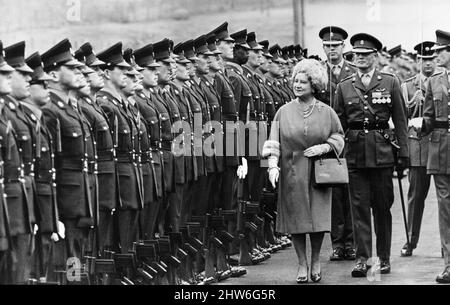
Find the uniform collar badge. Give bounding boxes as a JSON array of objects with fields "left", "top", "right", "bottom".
[
  {"left": 9, "top": 102, "right": 16, "bottom": 110},
  {"left": 57, "top": 101, "right": 65, "bottom": 109}
]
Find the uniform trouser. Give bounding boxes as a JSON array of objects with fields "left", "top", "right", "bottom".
[
  {"left": 432, "top": 175, "right": 450, "bottom": 267},
  {"left": 167, "top": 183, "right": 184, "bottom": 233},
  {"left": 9, "top": 234, "right": 34, "bottom": 284},
  {"left": 98, "top": 210, "right": 114, "bottom": 252},
  {"left": 244, "top": 160, "right": 265, "bottom": 202},
  {"left": 406, "top": 167, "right": 431, "bottom": 248},
  {"left": 32, "top": 232, "right": 54, "bottom": 280},
  {"left": 180, "top": 180, "right": 196, "bottom": 227},
  {"left": 191, "top": 175, "right": 214, "bottom": 216},
  {"left": 220, "top": 167, "right": 239, "bottom": 254},
  {"left": 348, "top": 168, "right": 394, "bottom": 262},
  {"left": 331, "top": 185, "right": 354, "bottom": 249},
  {"left": 140, "top": 199, "right": 162, "bottom": 240},
  {"left": 0, "top": 250, "right": 8, "bottom": 284},
  {"left": 116, "top": 209, "right": 139, "bottom": 253},
  {"left": 63, "top": 219, "right": 90, "bottom": 260}
]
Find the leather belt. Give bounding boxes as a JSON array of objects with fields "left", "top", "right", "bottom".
[
  {"left": 348, "top": 121, "right": 389, "bottom": 131},
  {"left": 433, "top": 121, "right": 450, "bottom": 131},
  {"left": 56, "top": 159, "right": 95, "bottom": 173}
]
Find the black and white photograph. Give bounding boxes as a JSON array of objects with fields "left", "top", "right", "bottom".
[{"left": 0, "top": 0, "right": 449, "bottom": 295}]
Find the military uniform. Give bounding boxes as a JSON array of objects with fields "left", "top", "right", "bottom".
[
  {"left": 334, "top": 34, "right": 408, "bottom": 274},
  {"left": 423, "top": 68, "right": 450, "bottom": 268},
  {"left": 4, "top": 41, "right": 42, "bottom": 283},
  {"left": 23, "top": 51, "right": 59, "bottom": 280},
  {"left": 402, "top": 69, "right": 431, "bottom": 252},
  {"left": 96, "top": 42, "right": 143, "bottom": 253},
  {"left": 318, "top": 26, "right": 356, "bottom": 259}
]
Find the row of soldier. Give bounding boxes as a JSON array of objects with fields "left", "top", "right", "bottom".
[{"left": 0, "top": 22, "right": 301, "bottom": 285}]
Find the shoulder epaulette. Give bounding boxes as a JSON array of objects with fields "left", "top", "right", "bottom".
[
  {"left": 341, "top": 73, "right": 355, "bottom": 82},
  {"left": 380, "top": 71, "right": 395, "bottom": 77},
  {"left": 404, "top": 75, "right": 415, "bottom": 83},
  {"left": 432, "top": 70, "right": 445, "bottom": 77}
]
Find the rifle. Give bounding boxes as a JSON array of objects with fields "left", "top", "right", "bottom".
[{"left": 113, "top": 253, "right": 137, "bottom": 285}]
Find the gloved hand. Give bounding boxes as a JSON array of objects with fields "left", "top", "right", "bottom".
[
  {"left": 304, "top": 144, "right": 332, "bottom": 158},
  {"left": 408, "top": 117, "right": 423, "bottom": 129},
  {"left": 395, "top": 157, "right": 409, "bottom": 179},
  {"left": 51, "top": 221, "right": 66, "bottom": 242},
  {"left": 237, "top": 157, "right": 248, "bottom": 179},
  {"left": 268, "top": 167, "right": 279, "bottom": 188}
]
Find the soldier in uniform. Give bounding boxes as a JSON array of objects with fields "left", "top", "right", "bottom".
[
  {"left": 24, "top": 52, "right": 60, "bottom": 282},
  {"left": 0, "top": 41, "right": 32, "bottom": 284},
  {"left": 400, "top": 41, "right": 436, "bottom": 257},
  {"left": 333, "top": 33, "right": 408, "bottom": 277},
  {"left": 3, "top": 41, "right": 39, "bottom": 283},
  {"left": 133, "top": 43, "right": 165, "bottom": 239},
  {"left": 256, "top": 40, "right": 278, "bottom": 124},
  {"left": 153, "top": 39, "right": 185, "bottom": 234},
  {"left": 96, "top": 42, "right": 142, "bottom": 253},
  {"left": 318, "top": 26, "right": 356, "bottom": 261},
  {"left": 416, "top": 29, "right": 450, "bottom": 283},
  {"left": 74, "top": 43, "right": 117, "bottom": 256},
  {"left": 41, "top": 39, "right": 95, "bottom": 264},
  {"left": 267, "top": 44, "right": 291, "bottom": 110}
]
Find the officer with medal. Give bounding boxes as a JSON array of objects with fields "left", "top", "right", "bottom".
[
  {"left": 41, "top": 39, "right": 95, "bottom": 262},
  {"left": 318, "top": 26, "right": 356, "bottom": 262},
  {"left": 399, "top": 41, "right": 436, "bottom": 257},
  {"left": 415, "top": 29, "right": 450, "bottom": 283},
  {"left": 333, "top": 33, "right": 408, "bottom": 277}
]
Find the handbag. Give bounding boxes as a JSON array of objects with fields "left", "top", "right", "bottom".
[{"left": 313, "top": 144, "right": 349, "bottom": 187}]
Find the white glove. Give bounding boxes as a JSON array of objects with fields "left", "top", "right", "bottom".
[
  {"left": 33, "top": 224, "right": 39, "bottom": 235},
  {"left": 237, "top": 157, "right": 248, "bottom": 179},
  {"left": 268, "top": 167, "right": 279, "bottom": 188},
  {"left": 408, "top": 117, "right": 423, "bottom": 129},
  {"left": 51, "top": 221, "right": 66, "bottom": 242},
  {"left": 304, "top": 144, "right": 332, "bottom": 157}
]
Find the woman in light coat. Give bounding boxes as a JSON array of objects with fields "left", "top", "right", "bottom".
[{"left": 262, "top": 59, "right": 344, "bottom": 283}]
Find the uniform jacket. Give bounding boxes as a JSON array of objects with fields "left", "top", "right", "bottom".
[
  {"left": 0, "top": 98, "right": 31, "bottom": 236},
  {"left": 334, "top": 69, "right": 408, "bottom": 169},
  {"left": 321, "top": 60, "right": 356, "bottom": 107},
  {"left": 423, "top": 69, "right": 450, "bottom": 174},
  {"left": 96, "top": 88, "right": 141, "bottom": 210},
  {"left": 402, "top": 74, "right": 429, "bottom": 167},
  {"left": 78, "top": 95, "right": 117, "bottom": 211},
  {"left": 42, "top": 89, "right": 95, "bottom": 220}
]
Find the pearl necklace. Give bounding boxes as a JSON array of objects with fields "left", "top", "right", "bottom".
[{"left": 302, "top": 98, "right": 317, "bottom": 118}]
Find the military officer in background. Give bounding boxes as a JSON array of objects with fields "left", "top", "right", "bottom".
[
  {"left": 318, "top": 26, "right": 356, "bottom": 262},
  {"left": 24, "top": 52, "right": 59, "bottom": 282},
  {"left": 0, "top": 41, "right": 32, "bottom": 284},
  {"left": 41, "top": 39, "right": 95, "bottom": 263},
  {"left": 96, "top": 43, "right": 142, "bottom": 253},
  {"left": 154, "top": 39, "right": 185, "bottom": 234},
  {"left": 3, "top": 41, "right": 39, "bottom": 283},
  {"left": 400, "top": 41, "right": 436, "bottom": 257},
  {"left": 334, "top": 33, "right": 408, "bottom": 277},
  {"left": 73, "top": 43, "right": 119, "bottom": 256},
  {"left": 416, "top": 29, "right": 450, "bottom": 283},
  {"left": 267, "top": 44, "right": 291, "bottom": 110}
]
